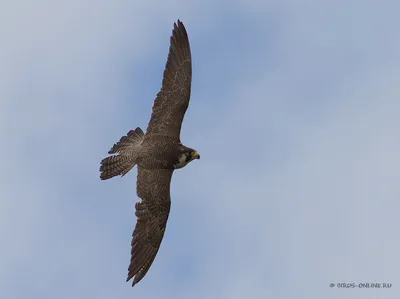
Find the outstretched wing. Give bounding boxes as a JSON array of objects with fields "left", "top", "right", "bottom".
[
  {"left": 127, "top": 167, "right": 174, "bottom": 286},
  {"left": 146, "top": 20, "right": 192, "bottom": 140}
]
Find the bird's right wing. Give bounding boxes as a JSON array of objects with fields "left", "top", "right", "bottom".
[
  {"left": 127, "top": 167, "right": 174, "bottom": 286},
  {"left": 145, "top": 20, "right": 192, "bottom": 140}
]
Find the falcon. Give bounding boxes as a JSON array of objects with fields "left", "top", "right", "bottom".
[{"left": 99, "top": 20, "right": 199, "bottom": 287}]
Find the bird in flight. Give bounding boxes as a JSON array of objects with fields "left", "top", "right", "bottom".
[{"left": 99, "top": 20, "right": 199, "bottom": 287}]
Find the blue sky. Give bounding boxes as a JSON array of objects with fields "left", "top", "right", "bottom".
[{"left": 2, "top": 1, "right": 400, "bottom": 298}]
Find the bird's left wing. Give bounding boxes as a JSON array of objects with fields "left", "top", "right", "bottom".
[
  {"left": 127, "top": 167, "right": 174, "bottom": 286},
  {"left": 145, "top": 20, "right": 192, "bottom": 140}
]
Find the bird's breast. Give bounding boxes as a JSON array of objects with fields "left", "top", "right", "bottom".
[{"left": 137, "top": 146, "right": 177, "bottom": 170}]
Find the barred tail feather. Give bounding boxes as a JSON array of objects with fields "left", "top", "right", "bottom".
[
  {"left": 99, "top": 127, "right": 144, "bottom": 180},
  {"left": 100, "top": 155, "right": 134, "bottom": 180}
]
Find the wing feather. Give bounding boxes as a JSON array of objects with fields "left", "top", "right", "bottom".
[
  {"left": 127, "top": 167, "right": 173, "bottom": 286},
  {"left": 146, "top": 20, "right": 192, "bottom": 139}
]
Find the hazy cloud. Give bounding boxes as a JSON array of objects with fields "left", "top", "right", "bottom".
[{"left": 1, "top": 1, "right": 399, "bottom": 298}]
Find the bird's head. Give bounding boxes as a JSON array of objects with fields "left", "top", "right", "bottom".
[{"left": 175, "top": 146, "right": 200, "bottom": 169}]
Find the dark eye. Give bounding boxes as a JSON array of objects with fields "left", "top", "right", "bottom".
[{"left": 185, "top": 152, "right": 192, "bottom": 162}]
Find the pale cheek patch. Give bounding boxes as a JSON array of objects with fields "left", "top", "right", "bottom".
[{"left": 175, "top": 154, "right": 188, "bottom": 169}]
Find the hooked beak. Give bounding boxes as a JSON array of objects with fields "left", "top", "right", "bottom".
[{"left": 192, "top": 151, "right": 200, "bottom": 160}]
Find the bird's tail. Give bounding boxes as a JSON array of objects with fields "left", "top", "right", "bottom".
[{"left": 100, "top": 127, "right": 144, "bottom": 180}]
